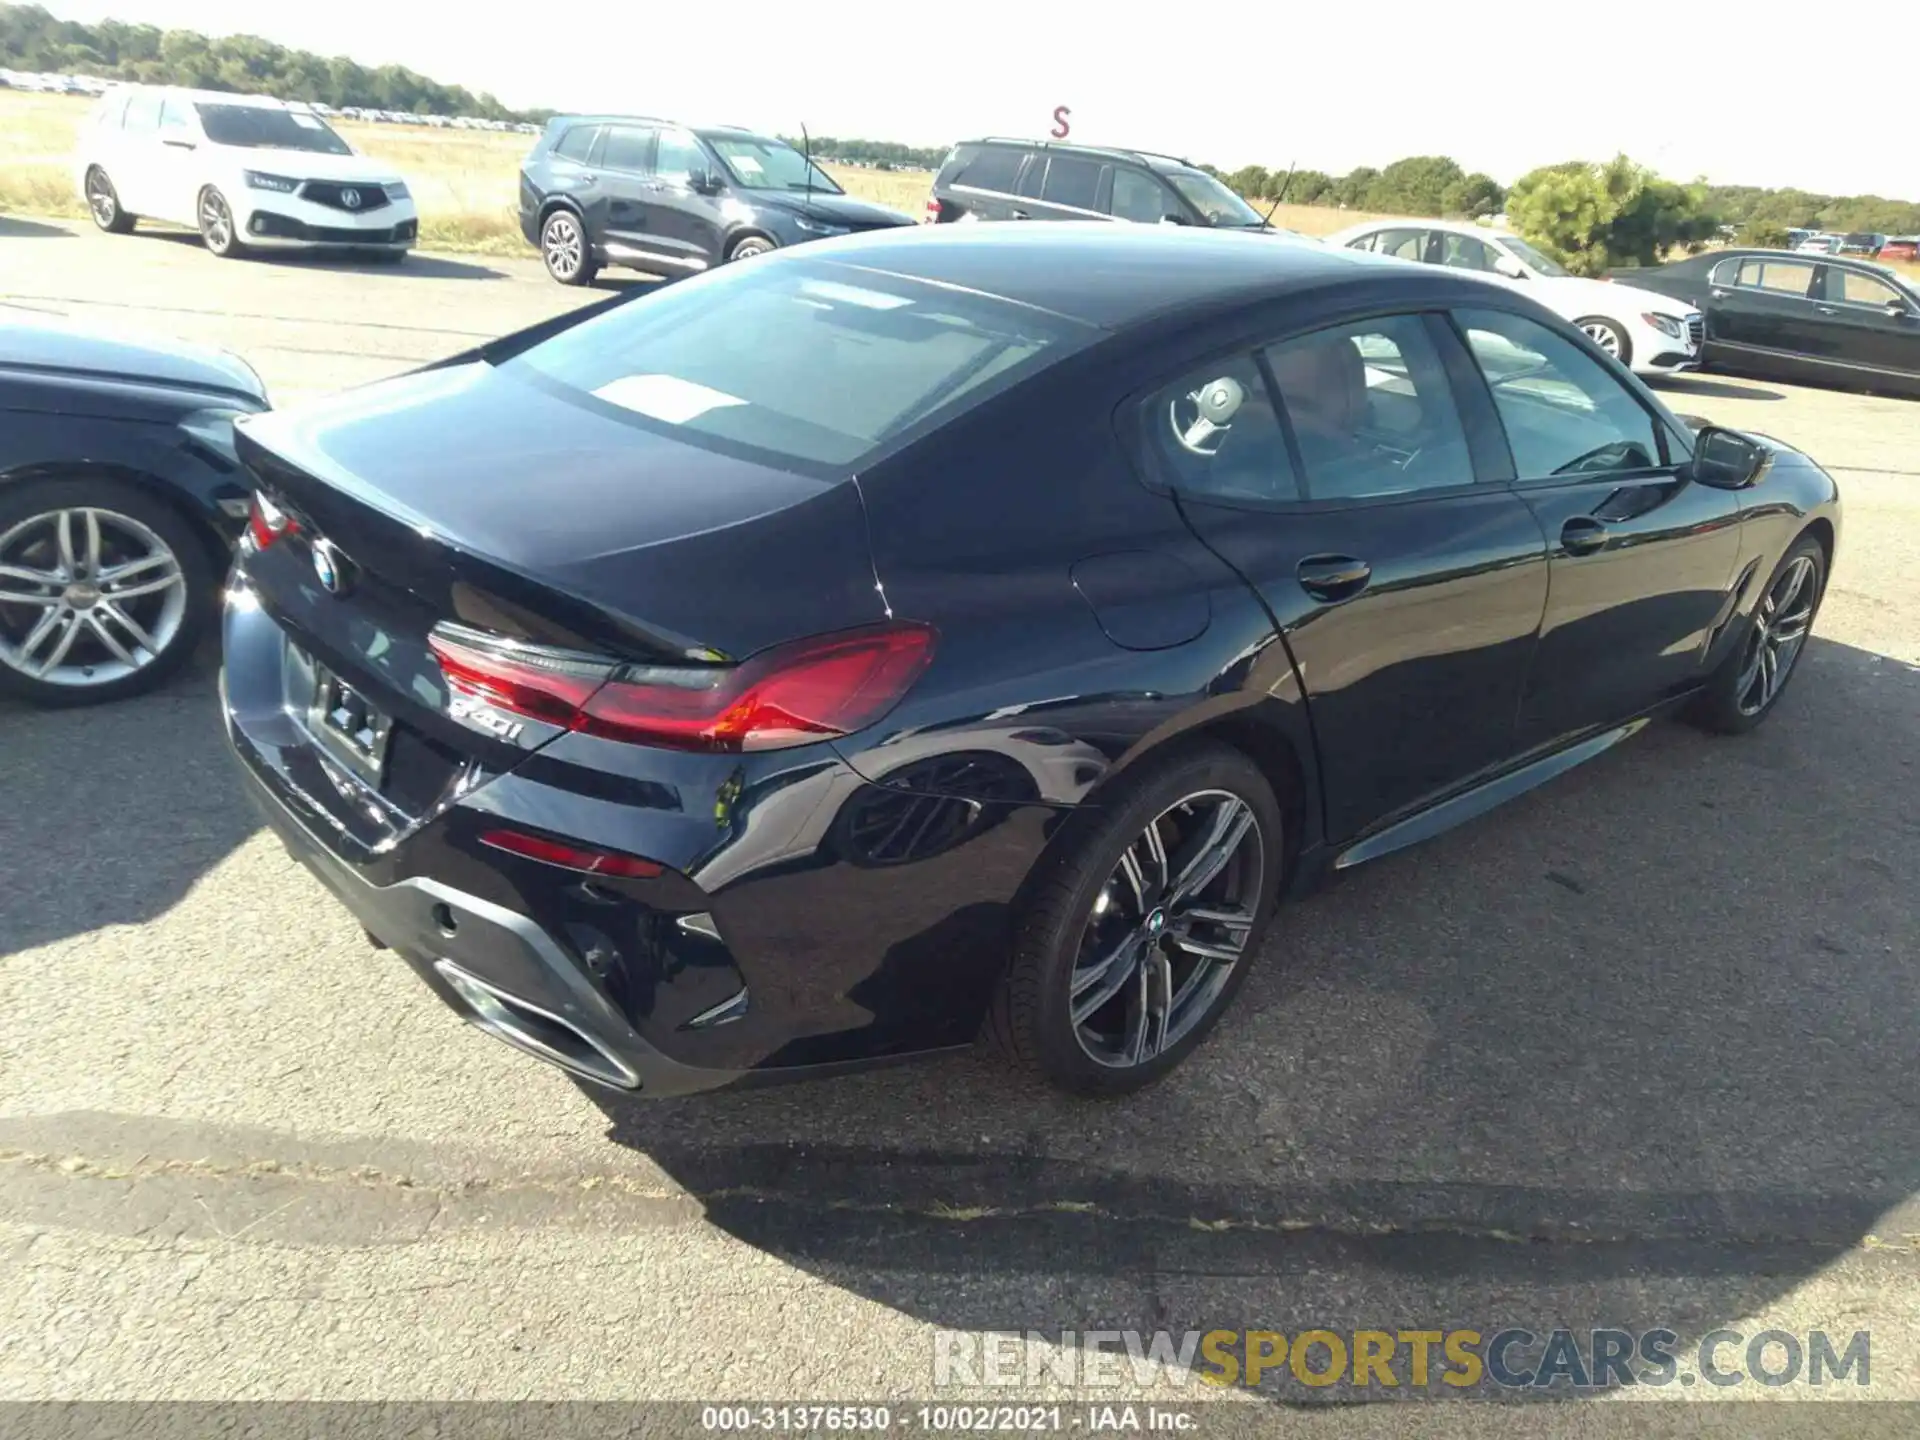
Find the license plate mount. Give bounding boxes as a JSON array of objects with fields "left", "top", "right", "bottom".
[{"left": 306, "top": 661, "right": 393, "bottom": 789}]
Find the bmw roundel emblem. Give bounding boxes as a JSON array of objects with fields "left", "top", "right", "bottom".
[
  {"left": 341, "top": 187, "right": 362, "bottom": 210},
  {"left": 312, "top": 538, "right": 344, "bottom": 594}
]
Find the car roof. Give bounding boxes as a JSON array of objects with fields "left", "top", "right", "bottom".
[
  {"left": 547, "top": 113, "right": 773, "bottom": 138},
  {"left": 950, "top": 137, "right": 1206, "bottom": 174},
  {"left": 782, "top": 223, "right": 1471, "bottom": 330},
  {"left": 105, "top": 83, "right": 295, "bottom": 109}
]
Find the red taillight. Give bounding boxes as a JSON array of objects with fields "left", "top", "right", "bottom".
[
  {"left": 429, "top": 621, "right": 936, "bottom": 753},
  {"left": 245, "top": 492, "right": 299, "bottom": 550},
  {"left": 429, "top": 630, "right": 610, "bottom": 727},
  {"left": 478, "top": 827, "right": 663, "bottom": 878},
  {"left": 923, "top": 195, "right": 942, "bottom": 224}
]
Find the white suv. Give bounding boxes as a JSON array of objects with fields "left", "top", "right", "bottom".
[{"left": 75, "top": 85, "right": 418, "bottom": 261}]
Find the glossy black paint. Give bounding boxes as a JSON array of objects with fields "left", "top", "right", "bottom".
[
  {"left": 517, "top": 115, "right": 914, "bottom": 277},
  {"left": 221, "top": 225, "right": 1843, "bottom": 1096},
  {"left": 0, "top": 309, "right": 271, "bottom": 565},
  {"left": 1607, "top": 250, "right": 1920, "bottom": 397}
]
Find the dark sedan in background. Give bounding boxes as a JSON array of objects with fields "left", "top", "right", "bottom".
[
  {"left": 0, "top": 307, "right": 270, "bottom": 705},
  {"left": 1608, "top": 248, "right": 1920, "bottom": 397},
  {"left": 221, "top": 225, "right": 1840, "bottom": 1103}
]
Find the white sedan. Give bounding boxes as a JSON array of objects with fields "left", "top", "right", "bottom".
[
  {"left": 75, "top": 84, "right": 418, "bottom": 261},
  {"left": 1322, "top": 218, "right": 1703, "bottom": 377}
]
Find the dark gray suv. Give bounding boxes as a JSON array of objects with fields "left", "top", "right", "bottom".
[
  {"left": 519, "top": 116, "right": 916, "bottom": 285},
  {"left": 926, "top": 138, "right": 1291, "bottom": 233}
]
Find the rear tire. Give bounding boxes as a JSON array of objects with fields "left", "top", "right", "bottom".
[
  {"left": 990, "top": 743, "right": 1284, "bottom": 1097},
  {"left": 85, "top": 166, "right": 135, "bottom": 234},
  {"left": 540, "top": 209, "right": 596, "bottom": 285},
  {"left": 0, "top": 476, "right": 216, "bottom": 708},
  {"left": 197, "top": 186, "right": 247, "bottom": 258},
  {"left": 1686, "top": 534, "right": 1826, "bottom": 736}
]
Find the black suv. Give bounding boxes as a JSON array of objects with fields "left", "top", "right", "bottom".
[
  {"left": 926, "top": 138, "right": 1285, "bottom": 232},
  {"left": 519, "top": 116, "right": 916, "bottom": 285}
]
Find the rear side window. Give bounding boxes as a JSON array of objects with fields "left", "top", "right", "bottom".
[
  {"left": 511, "top": 257, "right": 1097, "bottom": 471},
  {"left": 1041, "top": 156, "right": 1103, "bottom": 211},
  {"left": 122, "top": 92, "right": 160, "bottom": 134},
  {"left": 949, "top": 145, "right": 1024, "bottom": 193},
  {"left": 91, "top": 91, "right": 129, "bottom": 129},
  {"left": 1734, "top": 258, "right": 1816, "bottom": 296},
  {"left": 553, "top": 124, "right": 598, "bottom": 162},
  {"left": 1142, "top": 355, "right": 1302, "bottom": 504},
  {"left": 598, "top": 125, "right": 651, "bottom": 173}
]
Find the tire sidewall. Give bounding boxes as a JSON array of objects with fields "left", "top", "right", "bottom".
[
  {"left": 1693, "top": 534, "right": 1827, "bottom": 735},
  {"left": 198, "top": 186, "right": 242, "bottom": 258},
  {"left": 0, "top": 477, "right": 216, "bottom": 707},
  {"left": 86, "top": 167, "right": 127, "bottom": 232},
  {"left": 542, "top": 210, "right": 591, "bottom": 285},
  {"left": 1577, "top": 316, "right": 1631, "bottom": 368},
  {"left": 1008, "top": 744, "right": 1285, "bottom": 1096}
]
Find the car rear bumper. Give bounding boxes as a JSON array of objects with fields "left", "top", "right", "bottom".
[
  {"left": 219, "top": 577, "right": 1057, "bottom": 1095},
  {"left": 226, "top": 736, "right": 735, "bottom": 1095}
]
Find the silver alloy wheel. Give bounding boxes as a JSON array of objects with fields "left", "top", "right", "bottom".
[
  {"left": 199, "top": 189, "right": 234, "bottom": 252},
  {"left": 543, "top": 214, "right": 583, "bottom": 279},
  {"left": 1578, "top": 319, "right": 1623, "bottom": 357},
  {"left": 1069, "top": 789, "right": 1265, "bottom": 1069},
  {"left": 730, "top": 237, "right": 772, "bottom": 260},
  {"left": 1734, "top": 554, "right": 1818, "bottom": 717},
  {"left": 86, "top": 169, "right": 117, "bottom": 228},
  {"left": 0, "top": 507, "right": 188, "bottom": 688}
]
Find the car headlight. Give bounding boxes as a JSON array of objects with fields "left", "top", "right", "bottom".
[
  {"left": 385, "top": 181, "right": 410, "bottom": 201},
  {"left": 1642, "top": 312, "right": 1685, "bottom": 339},
  {"left": 243, "top": 170, "right": 300, "bottom": 193},
  {"left": 793, "top": 215, "right": 848, "bottom": 236}
]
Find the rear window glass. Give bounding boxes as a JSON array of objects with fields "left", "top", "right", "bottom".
[
  {"left": 952, "top": 145, "right": 1023, "bottom": 192},
  {"left": 1042, "top": 156, "right": 1103, "bottom": 210},
  {"left": 553, "top": 124, "right": 598, "bottom": 162},
  {"left": 509, "top": 257, "right": 1096, "bottom": 471}
]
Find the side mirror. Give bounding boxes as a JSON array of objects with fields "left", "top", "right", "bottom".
[
  {"left": 1887, "top": 298, "right": 1913, "bottom": 318},
  {"left": 1690, "top": 424, "right": 1770, "bottom": 490},
  {"left": 1493, "top": 255, "right": 1527, "bottom": 279},
  {"left": 1159, "top": 213, "right": 1189, "bottom": 226},
  {"left": 688, "top": 171, "right": 724, "bottom": 196}
]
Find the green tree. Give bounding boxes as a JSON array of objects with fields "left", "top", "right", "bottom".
[
  {"left": 1441, "top": 172, "right": 1504, "bottom": 218},
  {"left": 1369, "top": 155, "right": 1464, "bottom": 215},
  {"left": 1505, "top": 154, "right": 1717, "bottom": 275},
  {"left": 1738, "top": 221, "right": 1791, "bottom": 248}
]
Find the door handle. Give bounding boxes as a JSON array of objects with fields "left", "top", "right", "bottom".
[
  {"left": 1009, "top": 208, "right": 1031, "bottom": 220},
  {"left": 1296, "top": 554, "right": 1372, "bottom": 603},
  {"left": 1560, "top": 516, "right": 1611, "bottom": 555},
  {"left": 1816, "top": 305, "right": 1838, "bottom": 315},
  {"left": 1709, "top": 288, "right": 1729, "bottom": 299}
]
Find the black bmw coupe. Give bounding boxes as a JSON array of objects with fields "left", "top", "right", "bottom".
[{"left": 220, "top": 224, "right": 1841, "bottom": 1098}]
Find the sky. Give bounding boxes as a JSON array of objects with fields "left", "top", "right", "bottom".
[{"left": 39, "top": 1, "right": 1920, "bottom": 198}]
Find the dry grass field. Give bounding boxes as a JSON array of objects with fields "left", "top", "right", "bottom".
[{"left": 0, "top": 89, "right": 1390, "bottom": 254}]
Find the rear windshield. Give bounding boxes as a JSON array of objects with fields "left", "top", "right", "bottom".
[{"left": 508, "top": 257, "right": 1096, "bottom": 470}]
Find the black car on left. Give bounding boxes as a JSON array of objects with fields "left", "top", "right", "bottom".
[
  {"left": 518, "top": 115, "right": 916, "bottom": 287},
  {"left": 1608, "top": 248, "right": 1920, "bottom": 397},
  {"left": 0, "top": 307, "right": 269, "bottom": 705}
]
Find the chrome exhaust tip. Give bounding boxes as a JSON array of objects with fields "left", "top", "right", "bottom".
[{"left": 433, "top": 960, "right": 638, "bottom": 1090}]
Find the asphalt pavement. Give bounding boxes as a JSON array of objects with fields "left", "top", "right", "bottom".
[{"left": 2, "top": 221, "right": 1918, "bottom": 1424}]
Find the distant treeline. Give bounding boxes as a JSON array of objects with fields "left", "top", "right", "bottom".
[
  {"left": 0, "top": 3, "right": 550, "bottom": 122},
  {"left": 778, "top": 135, "right": 949, "bottom": 171}
]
